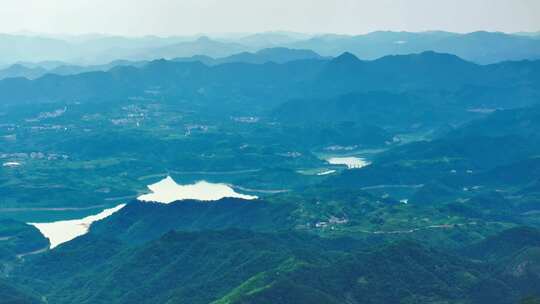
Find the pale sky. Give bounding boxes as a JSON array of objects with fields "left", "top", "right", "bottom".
[{"left": 1, "top": 0, "right": 539, "bottom": 36}]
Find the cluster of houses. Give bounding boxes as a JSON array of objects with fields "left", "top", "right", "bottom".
[{"left": 315, "top": 215, "right": 349, "bottom": 229}]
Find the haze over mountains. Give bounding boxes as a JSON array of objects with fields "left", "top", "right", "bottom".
[
  {"left": 0, "top": 47, "right": 325, "bottom": 81},
  {"left": 1, "top": 27, "right": 540, "bottom": 304},
  {"left": 2, "top": 30, "right": 540, "bottom": 68}
]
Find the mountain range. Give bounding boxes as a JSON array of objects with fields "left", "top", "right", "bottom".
[
  {"left": 0, "top": 48, "right": 325, "bottom": 81},
  {"left": 3, "top": 31, "right": 540, "bottom": 66},
  {"left": 1, "top": 29, "right": 540, "bottom": 304}
]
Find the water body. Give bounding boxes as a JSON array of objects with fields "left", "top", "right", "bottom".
[
  {"left": 25, "top": 177, "right": 256, "bottom": 249},
  {"left": 29, "top": 204, "right": 125, "bottom": 249},
  {"left": 327, "top": 157, "right": 370, "bottom": 169},
  {"left": 137, "top": 176, "right": 258, "bottom": 204},
  {"left": 227, "top": 184, "right": 289, "bottom": 194},
  {"left": 317, "top": 169, "right": 336, "bottom": 176}
]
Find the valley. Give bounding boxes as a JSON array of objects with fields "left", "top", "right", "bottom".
[{"left": 0, "top": 27, "right": 540, "bottom": 303}]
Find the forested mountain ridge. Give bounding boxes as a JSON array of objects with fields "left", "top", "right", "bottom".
[
  {"left": 10, "top": 227, "right": 540, "bottom": 304},
  {"left": 1, "top": 51, "right": 539, "bottom": 107}
]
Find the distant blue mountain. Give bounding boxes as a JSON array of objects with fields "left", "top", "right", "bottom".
[
  {"left": 1, "top": 51, "right": 538, "bottom": 107},
  {"left": 0, "top": 64, "right": 47, "bottom": 80},
  {"left": 0, "top": 48, "right": 324, "bottom": 80},
  {"left": 134, "top": 36, "right": 247, "bottom": 60},
  {"left": 173, "top": 47, "right": 325, "bottom": 65},
  {"left": 288, "top": 31, "right": 540, "bottom": 64},
  {"left": 2, "top": 31, "right": 540, "bottom": 65}
]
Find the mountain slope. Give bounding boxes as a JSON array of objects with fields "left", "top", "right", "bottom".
[
  {"left": 463, "top": 227, "right": 540, "bottom": 262},
  {"left": 89, "top": 198, "right": 296, "bottom": 244},
  {"left": 213, "top": 241, "right": 484, "bottom": 304},
  {"left": 0, "top": 279, "right": 41, "bottom": 304},
  {"left": 16, "top": 230, "right": 355, "bottom": 304},
  {"left": 0, "top": 220, "right": 49, "bottom": 264}
]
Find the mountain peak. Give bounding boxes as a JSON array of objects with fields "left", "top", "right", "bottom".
[{"left": 336, "top": 52, "right": 359, "bottom": 61}]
